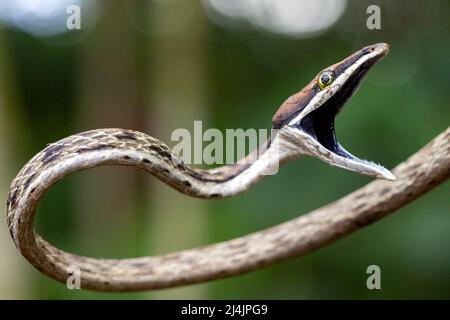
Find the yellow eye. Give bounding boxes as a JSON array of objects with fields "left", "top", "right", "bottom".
[{"left": 317, "top": 71, "right": 334, "bottom": 89}]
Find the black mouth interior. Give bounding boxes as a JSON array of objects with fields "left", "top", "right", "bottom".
[{"left": 299, "top": 60, "right": 375, "bottom": 159}]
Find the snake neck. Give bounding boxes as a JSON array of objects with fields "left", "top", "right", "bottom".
[{"left": 179, "top": 131, "right": 300, "bottom": 198}]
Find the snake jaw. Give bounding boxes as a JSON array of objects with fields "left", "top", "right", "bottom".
[{"left": 279, "top": 43, "right": 395, "bottom": 180}]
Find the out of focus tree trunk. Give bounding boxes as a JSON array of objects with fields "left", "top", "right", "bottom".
[
  {"left": 75, "top": 2, "right": 143, "bottom": 261},
  {"left": 146, "top": 0, "right": 210, "bottom": 299},
  {"left": 0, "top": 31, "right": 27, "bottom": 298}
]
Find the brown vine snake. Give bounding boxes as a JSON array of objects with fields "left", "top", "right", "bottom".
[{"left": 7, "top": 43, "right": 400, "bottom": 291}]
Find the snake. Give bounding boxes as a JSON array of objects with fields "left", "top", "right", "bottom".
[{"left": 6, "top": 43, "right": 395, "bottom": 291}]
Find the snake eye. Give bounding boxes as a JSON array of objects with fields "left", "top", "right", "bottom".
[{"left": 317, "top": 71, "right": 334, "bottom": 89}]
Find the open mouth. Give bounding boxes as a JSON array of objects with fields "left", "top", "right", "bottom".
[{"left": 298, "top": 56, "right": 395, "bottom": 180}]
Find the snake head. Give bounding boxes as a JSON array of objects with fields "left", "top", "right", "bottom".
[{"left": 273, "top": 43, "right": 395, "bottom": 180}]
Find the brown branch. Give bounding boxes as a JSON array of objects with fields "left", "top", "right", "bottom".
[{"left": 122, "top": 127, "right": 449, "bottom": 291}]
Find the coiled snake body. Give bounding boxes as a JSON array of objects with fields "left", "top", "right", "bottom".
[{"left": 6, "top": 43, "right": 396, "bottom": 291}]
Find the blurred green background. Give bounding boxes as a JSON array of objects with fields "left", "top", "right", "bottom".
[{"left": 0, "top": 0, "right": 448, "bottom": 299}]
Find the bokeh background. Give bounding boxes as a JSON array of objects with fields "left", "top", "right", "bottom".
[{"left": 0, "top": 0, "right": 448, "bottom": 299}]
